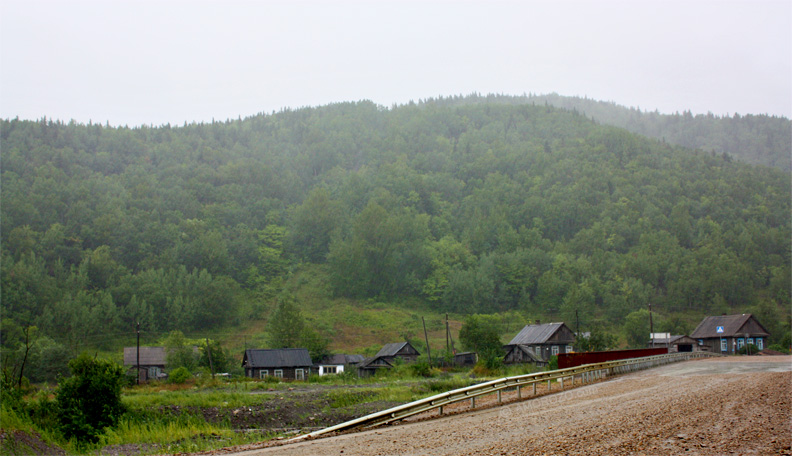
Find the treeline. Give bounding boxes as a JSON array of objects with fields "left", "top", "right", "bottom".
[
  {"left": 1, "top": 97, "right": 790, "bottom": 363},
  {"left": 523, "top": 92, "right": 791, "bottom": 171}
]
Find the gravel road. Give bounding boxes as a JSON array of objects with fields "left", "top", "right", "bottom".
[{"left": 212, "top": 356, "right": 792, "bottom": 456}]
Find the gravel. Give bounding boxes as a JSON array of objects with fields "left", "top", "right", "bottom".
[{"left": 212, "top": 356, "right": 791, "bottom": 456}]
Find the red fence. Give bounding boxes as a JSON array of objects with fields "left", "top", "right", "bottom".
[{"left": 558, "top": 347, "right": 668, "bottom": 369}]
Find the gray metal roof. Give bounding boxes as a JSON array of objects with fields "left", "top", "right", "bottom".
[
  {"left": 243, "top": 348, "right": 312, "bottom": 368},
  {"left": 508, "top": 322, "right": 570, "bottom": 345},
  {"left": 375, "top": 342, "right": 411, "bottom": 358},
  {"left": 123, "top": 347, "right": 167, "bottom": 366},
  {"left": 319, "top": 354, "right": 365, "bottom": 365},
  {"left": 690, "top": 314, "right": 769, "bottom": 339}
]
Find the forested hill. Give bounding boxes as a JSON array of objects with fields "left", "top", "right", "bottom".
[
  {"left": 2, "top": 97, "right": 790, "bottom": 358},
  {"left": 519, "top": 93, "right": 792, "bottom": 171}
]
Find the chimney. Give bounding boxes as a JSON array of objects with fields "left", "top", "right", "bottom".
[{"left": 535, "top": 319, "right": 540, "bottom": 325}]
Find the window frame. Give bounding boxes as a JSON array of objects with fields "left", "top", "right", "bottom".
[{"left": 274, "top": 369, "right": 283, "bottom": 378}]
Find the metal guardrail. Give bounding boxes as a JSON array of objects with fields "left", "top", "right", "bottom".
[{"left": 290, "top": 351, "right": 718, "bottom": 441}]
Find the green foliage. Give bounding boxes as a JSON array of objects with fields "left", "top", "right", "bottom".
[
  {"left": 267, "top": 293, "right": 330, "bottom": 362},
  {"left": 766, "top": 344, "right": 789, "bottom": 354},
  {"left": 163, "top": 330, "right": 198, "bottom": 372},
  {"left": 0, "top": 97, "right": 789, "bottom": 356},
  {"left": 55, "top": 353, "right": 125, "bottom": 443},
  {"left": 576, "top": 327, "right": 618, "bottom": 352},
  {"left": 459, "top": 315, "right": 502, "bottom": 355},
  {"left": 168, "top": 367, "right": 192, "bottom": 384},
  {"left": 547, "top": 355, "right": 558, "bottom": 371}
]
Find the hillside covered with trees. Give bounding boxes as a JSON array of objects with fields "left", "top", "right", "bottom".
[
  {"left": 526, "top": 92, "right": 792, "bottom": 171},
  {"left": 2, "top": 95, "right": 790, "bottom": 377}
]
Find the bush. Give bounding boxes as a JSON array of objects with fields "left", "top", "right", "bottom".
[
  {"left": 737, "top": 344, "right": 759, "bottom": 355},
  {"left": 547, "top": 355, "right": 559, "bottom": 371},
  {"left": 168, "top": 367, "right": 192, "bottom": 384},
  {"left": 767, "top": 344, "right": 790, "bottom": 354},
  {"left": 55, "top": 353, "right": 125, "bottom": 443}
]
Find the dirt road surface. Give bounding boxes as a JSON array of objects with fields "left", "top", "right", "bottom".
[{"left": 212, "top": 356, "right": 792, "bottom": 456}]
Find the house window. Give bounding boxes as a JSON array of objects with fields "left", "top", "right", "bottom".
[
  {"left": 259, "top": 370, "right": 268, "bottom": 379},
  {"left": 747, "top": 338, "right": 754, "bottom": 346},
  {"left": 295, "top": 369, "right": 305, "bottom": 380},
  {"left": 324, "top": 366, "right": 337, "bottom": 375},
  {"left": 737, "top": 338, "right": 745, "bottom": 349},
  {"left": 274, "top": 369, "right": 283, "bottom": 378},
  {"left": 756, "top": 338, "right": 763, "bottom": 350},
  {"left": 698, "top": 339, "right": 703, "bottom": 346},
  {"left": 566, "top": 345, "right": 573, "bottom": 353},
  {"left": 551, "top": 346, "right": 559, "bottom": 356},
  {"left": 720, "top": 339, "right": 727, "bottom": 352}
]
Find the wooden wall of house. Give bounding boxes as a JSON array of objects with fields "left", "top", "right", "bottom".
[{"left": 246, "top": 367, "right": 310, "bottom": 380}]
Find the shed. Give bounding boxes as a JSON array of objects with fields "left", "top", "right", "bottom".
[
  {"left": 316, "top": 354, "right": 365, "bottom": 376},
  {"left": 648, "top": 335, "right": 701, "bottom": 353},
  {"left": 242, "top": 348, "right": 313, "bottom": 380},
  {"left": 690, "top": 314, "right": 770, "bottom": 355},
  {"left": 123, "top": 346, "right": 167, "bottom": 382},
  {"left": 503, "top": 321, "right": 576, "bottom": 364}
]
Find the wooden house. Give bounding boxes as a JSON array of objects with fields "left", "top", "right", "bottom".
[
  {"left": 357, "top": 341, "right": 421, "bottom": 377},
  {"left": 242, "top": 348, "right": 313, "bottom": 380},
  {"left": 315, "top": 354, "right": 365, "bottom": 376},
  {"left": 123, "top": 346, "right": 167, "bottom": 382},
  {"left": 690, "top": 314, "right": 770, "bottom": 355},
  {"left": 503, "top": 321, "right": 576, "bottom": 364}
]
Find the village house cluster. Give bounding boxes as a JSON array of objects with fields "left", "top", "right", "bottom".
[{"left": 123, "top": 314, "right": 771, "bottom": 382}]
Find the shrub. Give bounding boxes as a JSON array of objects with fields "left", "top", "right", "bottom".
[
  {"left": 55, "top": 353, "right": 125, "bottom": 443},
  {"left": 767, "top": 344, "right": 790, "bottom": 354},
  {"left": 168, "top": 367, "right": 192, "bottom": 384},
  {"left": 547, "top": 355, "right": 559, "bottom": 371},
  {"left": 737, "top": 344, "right": 759, "bottom": 355}
]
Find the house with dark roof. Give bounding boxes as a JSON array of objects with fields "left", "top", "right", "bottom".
[
  {"left": 242, "top": 348, "right": 313, "bottom": 380},
  {"left": 124, "top": 346, "right": 167, "bottom": 382},
  {"left": 315, "top": 354, "right": 365, "bottom": 376},
  {"left": 503, "top": 321, "right": 576, "bottom": 365},
  {"left": 648, "top": 335, "right": 701, "bottom": 352},
  {"left": 357, "top": 341, "right": 421, "bottom": 377},
  {"left": 690, "top": 314, "right": 770, "bottom": 355}
]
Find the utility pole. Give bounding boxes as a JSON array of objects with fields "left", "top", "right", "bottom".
[
  {"left": 422, "top": 316, "right": 432, "bottom": 367},
  {"left": 575, "top": 309, "right": 580, "bottom": 339},
  {"left": 648, "top": 303, "right": 654, "bottom": 348},
  {"left": 136, "top": 322, "right": 140, "bottom": 386},
  {"left": 205, "top": 337, "right": 215, "bottom": 378},
  {"left": 445, "top": 314, "right": 450, "bottom": 353}
]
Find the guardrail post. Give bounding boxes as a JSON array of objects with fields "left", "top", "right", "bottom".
[
  {"left": 439, "top": 406, "right": 443, "bottom": 415},
  {"left": 560, "top": 376, "right": 564, "bottom": 389},
  {"left": 470, "top": 397, "right": 475, "bottom": 409},
  {"left": 497, "top": 390, "right": 502, "bottom": 403},
  {"left": 547, "top": 379, "right": 551, "bottom": 391},
  {"left": 533, "top": 382, "right": 537, "bottom": 395},
  {"left": 517, "top": 385, "right": 521, "bottom": 399}
]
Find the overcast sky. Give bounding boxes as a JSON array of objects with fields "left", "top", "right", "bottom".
[{"left": 1, "top": 0, "right": 790, "bottom": 127}]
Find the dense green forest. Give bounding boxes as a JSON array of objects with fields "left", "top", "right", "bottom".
[
  {"left": 525, "top": 93, "right": 791, "bottom": 171},
  {"left": 2, "top": 95, "right": 790, "bottom": 379}
]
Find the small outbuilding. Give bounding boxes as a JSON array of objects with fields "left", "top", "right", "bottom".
[
  {"left": 690, "top": 314, "right": 770, "bottom": 355},
  {"left": 124, "top": 346, "right": 168, "bottom": 382},
  {"left": 242, "top": 348, "right": 313, "bottom": 380},
  {"left": 648, "top": 335, "right": 701, "bottom": 352},
  {"left": 503, "top": 321, "right": 576, "bottom": 364},
  {"left": 315, "top": 354, "right": 365, "bottom": 376}
]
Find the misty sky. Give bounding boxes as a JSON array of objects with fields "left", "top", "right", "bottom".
[{"left": 1, "top": 0, "right": 790, "bottom": 127}]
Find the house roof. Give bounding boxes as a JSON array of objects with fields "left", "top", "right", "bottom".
[
  {"left": 648, "top": 335, "right": 695, "bottom": 345},
  {"left": 508, "top": 322, "right": 572, "bottom": 345},
  {"left": 319, "top": 354, "right": 365, "bottom": 365},
  {"left": 124, "top": 347, "right": 166, "bottom": 366},
  {"left": 243, "top": 348, "right": 312, "bottom": 368},
  {"left": 375, "top": 341, "right": 416, "bottom": 358},
  {"left": 508, "top": 345, "right": 544, "bottom": 363},
  {"left": 690, "top": 314, "right": 769, "bottom": 339},
  {"left": 358, "top": 356, "right": 394, "bottom": 369}
]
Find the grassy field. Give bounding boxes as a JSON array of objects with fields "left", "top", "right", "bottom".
[{"left": 1, "top": 362, "right": 542, "bottom": 455}]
